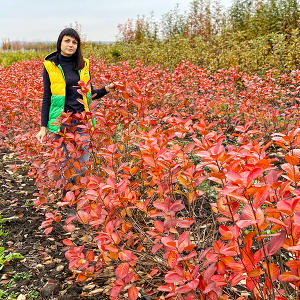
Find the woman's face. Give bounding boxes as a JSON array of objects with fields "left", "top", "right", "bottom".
[{"left": 60, "top": 35, "right": 78, "bottom": 57}]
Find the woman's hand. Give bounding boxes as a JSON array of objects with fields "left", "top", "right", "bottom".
[
  {"left": 105, "top": 82, "right": 121, "bottom": 93},
  {"left": 36, "top": 126, "right": 47, "bottom": 143}
]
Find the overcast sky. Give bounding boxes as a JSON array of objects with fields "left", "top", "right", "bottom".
[{"left": 1, "top": 0, "right": 233, "bottom": 42}]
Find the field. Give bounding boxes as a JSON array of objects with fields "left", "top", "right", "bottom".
[{"left": 0, "top": 56, "right": 299, "bottom": 299}]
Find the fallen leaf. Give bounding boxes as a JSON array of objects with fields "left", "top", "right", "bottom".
[
  {"left": 56, "top": 265, "right": 64, "bottom": 272},
  {"left": 17, "top": 295, "right": 26, "bottom": 300}
]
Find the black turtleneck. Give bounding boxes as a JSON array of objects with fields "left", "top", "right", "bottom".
[{"left": 41, "top": 53, "right": 108, "bottom": 127}]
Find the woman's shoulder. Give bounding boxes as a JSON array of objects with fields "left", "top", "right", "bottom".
[{"left": 44, "top": 51, "right": 59, "bottom": 66}]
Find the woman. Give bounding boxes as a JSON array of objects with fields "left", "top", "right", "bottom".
[
  {"left": 36, "top": 27, "right": 116, "bottom": 142},
  {"left": 36, "top": 28, "right": 117, "bottom": 185}
]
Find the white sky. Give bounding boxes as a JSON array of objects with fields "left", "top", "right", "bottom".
[{"left": 0, "top": 0, "right": 233, "bottom": 42}]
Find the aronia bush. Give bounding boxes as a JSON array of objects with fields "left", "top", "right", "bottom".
[{"left": 0, "top": 58, "right": 299, "bottom": 299}]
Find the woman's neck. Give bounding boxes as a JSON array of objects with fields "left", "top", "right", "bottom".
[{"left": 60, "top": 52, "right": 73, "bottom": 58}]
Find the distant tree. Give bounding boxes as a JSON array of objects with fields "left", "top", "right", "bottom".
[
  {"left": 229, "top": 0, "right": 253, "bottom": 32},
  {"left": 186, "top": 0, "right": 225, "bottom": 39},
  {"left": 160, "top": 4, "right": 188, "bottom": 39},
  {"left": 66, "top": 21, "right": 87, "bottom": 42},
  {"left": 228, "top": 0, "right": 299, "bottom": 36},
  {"left": 117, "top": 14, "right": 158, "bottom": 43}
]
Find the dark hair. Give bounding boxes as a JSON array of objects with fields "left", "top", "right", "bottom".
[{"left": 57, "top": 28, "right": 85, "bottom": 70}]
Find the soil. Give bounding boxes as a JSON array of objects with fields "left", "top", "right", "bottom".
[
  {"left": 0, "top": 149, "right": 110, "bottom": 300},
  {"left": 0, "top": 147, "right": 218, "bottom": 300}
]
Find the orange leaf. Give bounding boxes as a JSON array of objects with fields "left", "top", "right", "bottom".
[
  {"left": 128, "top": 285, "right": 139, "bottom": 300},
  {"left": 219, "top": 225, "right": 233, "bottom": 240},
  {"left": 275, "top": 141, "right": 289, "bottom": 151},
  {"left": 85, "top": 250, "right": 95, "bottom": 262},
  {"left": 77, "top": 273, "right": 87, "bottom": 282},
  {"left": 248, "top": 268, "right": 263, "bottom": 277},
  {"left": 188, "top": 191, "right": 196, "bottom": 203},
  {"left": 286, "top": 260, "right": 300, "bottom": 269},
  {"left": 73, "top": 161, "right": 81, "bottom": 170},
  {"left": 267, "top": 263, "right": 280, "bottom": 281},
  {"left": 168, "top": 250, "right": 178, "bottom": 269},
  {"left": 285, "top": 155, "right": 299, "bottom": 166},
  {"left": 109, "top": 251, "right": 119, "bottom": 260},
  {"left": 210, "top": 172, "right": 226, "bottom": 179}
]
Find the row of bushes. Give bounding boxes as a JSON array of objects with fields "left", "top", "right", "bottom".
[
  {"left": 84, "top": 29, "right": 300, "bottom": 74},
  {"left": 0, "top": 51, "right": 49, "bottom": 68},
  {"left": 1, "top": 29, "right": 299, "bottom": 74}
]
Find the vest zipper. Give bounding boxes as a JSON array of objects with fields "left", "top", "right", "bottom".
[
  {"left": 58, "top": 64, "right": 81, "bottom": 82},
  {"left": 57, "top": 64, "right": 66, "bottom": 81}
]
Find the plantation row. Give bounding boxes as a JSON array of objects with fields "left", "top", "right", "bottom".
[
  {"left": 0, "top": 28, "right": 299, "bottom": 73},
  {"left": 0, "top": 58, "right": 299, "bottom": 299}
]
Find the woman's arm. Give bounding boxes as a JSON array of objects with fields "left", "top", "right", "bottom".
[
  {"left": 90, "top": 83, "right": 109, "bottom": 100},
  {"left": 41, "top": 67, "right": 51, "bottom": 127},
  {"left": 89, "top": 71, "right": 117, "bottom": 99},
  {"left": 36, "top": 67, "right": 51, "bottom": 143}
]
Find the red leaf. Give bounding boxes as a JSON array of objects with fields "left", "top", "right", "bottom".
[
  {"left": 187, "top": 279, "right": 199, "bottom": 289},
  {"left": 119, "top": 250, "right": 137, "bottom": 261},
  {"left": 230, "top": 274, "right": 247, "bottom": 286},
  {"left": 204, "top": 263, "right": 217, "bottom": 283},
  {"left": 278, "top": 272, "right": 300, "bottom": 282},
  {"left": 128, "top": 285, "right": 139, "bottom": 300},
  {"left": 143, "top": 155, "right": 156, "bottom": 167},
  {"left": 247, "top": 168, "right": 264, "bottom": 186},
  {"left": 110, "top": 285, "right": 124, "bottom": 298},
  {"left": 161, "top": 236, "right": 177, "bottom": 249},
  {"left": 154, "top": 220, "right": 164, "bottom": 232},
  {"left": 277, "top": 198, "right": 300, "bottom": 213},
  {"left": 266, "top": 231, "right": 286, "bottom": 256},
  {"left": 237, "top": 204, "right": 264, "bottom": 228},
  {"left": 248, "top": 268, "right": 263, "bottom": 277},
  {"left": 176, "top": 285, "right": 192, "bottom": 293},
  {"left": 105, "top": 221, "right": 114, "bottom": 234},
  {"left": 177, "top": 218, "right": 195, "bottom": 228},
  {"left": 77, "top": 210, "right": 89, "bottom": 224},
  {"left": 151, "top": 244, "right": 163, "bottom": 254},
  {"left": 62, "top": 239, "right": 74, "bottom": 246},
  {"left": 286, "top": 260, "right": 300, "bottom": 269},
  {"left": 149, "top": 268, "right": 159, "bottom": 277},
  {"left": 253, "top": 185, "right": 270, "bottom": 209},
  {"left": 294, "top": 212, "right": 300, "bottom": 225},
  {"left": 236, "top": 219, "right": 256, "bottom": 228},
  {"left": 44, "top": 227, "right": 53, "bottom": 235},
  {"left": 219, "top": 225, "right": 233, "bottom": 240},
  {"left": 112, "top": 232, "right": 121, "bottom": 244},
  {"left": 115, "top": 263, "right": 130, "bottom": 279},
  {"left": 64, "top": 224, "right": 75, "bottom": 232},
  {"left": 115, "top": 82, "right": 126, "bottom": 90},
  {"left": 157, "top": 284, "right": 173, "bottom": 292},
  {"left": 165, "top": 271, "right": 185, "bottom": 283}
]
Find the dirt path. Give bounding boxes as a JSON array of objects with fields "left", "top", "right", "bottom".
[{"left": 0, "top": 149, "right": 109, "bottom": 300}]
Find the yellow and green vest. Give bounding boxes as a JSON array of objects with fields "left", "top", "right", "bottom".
[{"left": 43, "top": 57, "right": 95, "bottom": 133}]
